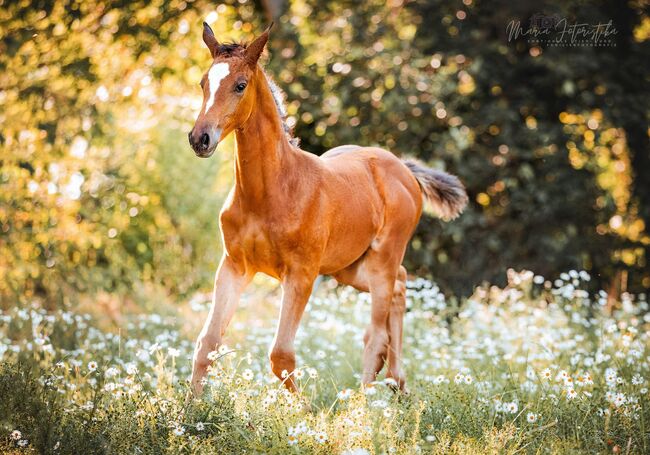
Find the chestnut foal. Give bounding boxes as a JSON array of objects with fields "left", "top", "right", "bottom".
[{"left": 188, "top": 23, "right": 468, "bottom": 395}]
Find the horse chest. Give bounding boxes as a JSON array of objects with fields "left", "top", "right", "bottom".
[{"left": 221, "top": 210, "right": 302, "bottom": 276}]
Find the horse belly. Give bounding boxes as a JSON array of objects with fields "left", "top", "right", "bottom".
[{"left": 318, "top": 194, "right": 379, "bottom": 275}]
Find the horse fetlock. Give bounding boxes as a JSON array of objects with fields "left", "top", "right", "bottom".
[
  {"left": 365, "top": 326, "right": 389, "bottom": 348},
  {"left": 269, "top": 347, "right": 296, "bottom": 377}
]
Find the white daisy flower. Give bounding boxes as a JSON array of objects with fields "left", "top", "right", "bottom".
[
  {"left": 314, "top": 431, "right": 328, "bottom": 444},
  {"left": 337, "top": 388, "right": 353, "bottom": 400},
  {"left": 241, "top": 369, "right": 254, "bottom": 381}
]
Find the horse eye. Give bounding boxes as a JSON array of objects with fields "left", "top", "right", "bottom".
[{"left": 235, "top": 82, "right": 247, "bottom": 93}]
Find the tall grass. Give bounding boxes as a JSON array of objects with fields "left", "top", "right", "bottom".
[{"left": 1, "top": 270, "right": 648, "bottom": 453}]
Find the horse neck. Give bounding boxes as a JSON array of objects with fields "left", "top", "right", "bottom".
[{"left": 234, "top": 68, "right": 294, "bottom": 203}]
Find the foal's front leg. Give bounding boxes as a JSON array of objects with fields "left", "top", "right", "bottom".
[
  {"left": 269, "top": 272, "right": 316, "bottom": 391},
  {"left": 191, "top": 255, "right": 250, "bottom": 395}
]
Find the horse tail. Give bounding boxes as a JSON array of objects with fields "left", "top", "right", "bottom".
[{"left": 402, "top": 158, "right": 468, "bottom": 221}]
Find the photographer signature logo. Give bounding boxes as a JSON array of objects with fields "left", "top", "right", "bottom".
[{"left": 507, "top": 13, "right": 617, "bottom": 47}]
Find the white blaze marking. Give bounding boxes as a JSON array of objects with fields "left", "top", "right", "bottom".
[{"left": 203, "top": 62, "right": 230, "bottom": 114}]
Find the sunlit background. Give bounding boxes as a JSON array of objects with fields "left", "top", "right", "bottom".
[
  {"left": 1, "top": 0, "right": 649, "bottom": 308},
  {"left": 2, "top": 2, "right": 650, "bottom": 453}
]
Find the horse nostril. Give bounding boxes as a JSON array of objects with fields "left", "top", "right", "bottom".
[{"left": 200, "top": 133, "right": 210, "bottom": 149}]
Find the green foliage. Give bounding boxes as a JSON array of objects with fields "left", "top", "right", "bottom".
[
  {"left": 1, "top": 0, "right": 649, "bottom": 304},
  {"left": 265, "top": 0, "right": 650, "bottom": 294},
  {"left": 0, "top": 0, "right": 235, "bottom": 304}
]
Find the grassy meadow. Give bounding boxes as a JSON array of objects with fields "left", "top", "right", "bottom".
[{"left": 1, "top": 270, "right": 648, "bottom": 454}]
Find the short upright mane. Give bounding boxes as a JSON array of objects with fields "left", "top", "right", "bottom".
[
  {"left": 216, "top": 41, "right": 299, "bottom": 146},
  {"left": 263, "top": 71, "right": 300, "bottom": 147}
]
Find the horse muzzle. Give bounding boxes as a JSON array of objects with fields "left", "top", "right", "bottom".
[{"left": 189, "top": 127, "right": 222, "bottom": 158}]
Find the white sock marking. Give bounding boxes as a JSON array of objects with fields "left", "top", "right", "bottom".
[{"left": 204, "top": 62, "right": 230, "bottom": 114}]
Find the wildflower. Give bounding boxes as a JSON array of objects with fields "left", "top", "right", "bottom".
[
  {"left": 383, "top": 407, "right": 394, "bottom": 418},
  {"left": 11, "top": 430, "right": 22, "bottom": 441},
  {"left": 294, "top": 369, "right": 305, "bottom": 380},
  {"left": 613, "top": 393, "right": 626, "bottom": 407},
  {"left": 105, "top": 367, "right": 119, "bottom": 378},
  {"left": 172, "top": 425, "right": 185, "bottom": 436},
  {"left": 342, "top": 449, "right": 371, "bottom": 455},
  {"left": 371, "top": 399, "right": 388, "bottom": 409},
  {"left": 433, "top": 375, "right": 446, "bottom": 385},
  {"left": 566, "top": 388, "right": 577, "bottom": 400},
  {"left": 87, "top": 361, "right": 98, "bottom": 372},
  {"left": 207, "top": 351, "right": 219, "bottom": 361},
  {"left": 454, "top": 373, "right": 464, "bottom": 384},
  {"left": 526, "top": 368, "right": 536, "bottom": 380},
  {"left": 18, "top": 439, "right": 28, "bottom": 447},
  {"left": 464, "top": 375, "right": 473, "bottom": 385},
  {"left": 281, "top": 369, "right": 289, "bottom": 379},
  {"left": 555, "top": 370, "right": 568, "bottom": 382},
  {"left": 126, "top": 364, "right": 138, "bottom": 375},
  {"left": 242, "top": 369, "right": 254, "bottom": 381},
  {"left": 632, "top": 375, "right": 644, "bottom": 385},
  {"left": 541, "top": 368, "right": 552, "bottom": 380},
  {"left": 314, "top": 431, "right": 328, "bottom": 444},
  {"left": 425, "top": 435, "right": 436, "bottom": 442},
  {"left": 526, "top": 412, "right": 537, "bottom": 423},
  {"left": 104, "top": 382, "right": 116, "bottom": 392},
  {"left": 294, "top": 421, "right": 308, "bottom": 434},
  {"left": 506, "top": 402, "right": 518, "bottom": 414},
  {"left": 307, "top": 368, "right": 318, "bottom": 378},
  {"left": 287, "top": 435, "right": 298, "bottom": 446},
  {"left": 363, "top": 383, "right": 377, "bottom": 395},
  {"left": 337, "top": 388, "right": 353, "bottom": 400},
  {"left": 167, "top": 348, "right": 180, "bottom": 358}
]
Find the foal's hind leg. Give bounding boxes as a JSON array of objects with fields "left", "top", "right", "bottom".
[
  {"left": 386, "top": 265, "right": 408, "bottom": 391},
  {"left": 334, "top": 251, "right": 408, "bottom": 389}
]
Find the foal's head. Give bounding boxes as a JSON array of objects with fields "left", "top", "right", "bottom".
[{"left": 188, "top": 23, "right": 271, "bottom": 157}]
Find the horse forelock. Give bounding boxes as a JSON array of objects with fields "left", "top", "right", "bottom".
[{"left": 215, "top": 42, "right": 247, "bottom": 57}]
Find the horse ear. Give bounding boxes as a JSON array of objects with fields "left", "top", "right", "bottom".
[
  {"left": 203, "top": 22, "right": 220, "bottom": 58},
  {"left": 245, "top": 23, "right": 273, "bottom": 66}
]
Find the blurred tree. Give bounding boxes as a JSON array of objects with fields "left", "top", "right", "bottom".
[
  {"left": 1, "top": 0, "right": 647, "bottom": 306},
  {"left": 0, "top": 0, "right": 238, "bottom": 305},
  {"left": 265, "top": 0, "right": 649, "bottom": 295}
]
